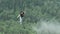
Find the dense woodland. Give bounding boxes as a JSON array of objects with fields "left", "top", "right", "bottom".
[{"left": 0, "top": 0, "right": 60, "bottom": 34}]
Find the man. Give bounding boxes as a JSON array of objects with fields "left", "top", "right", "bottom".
[{"left": 17, "top": 11, "right": 24, "bottom": 24}]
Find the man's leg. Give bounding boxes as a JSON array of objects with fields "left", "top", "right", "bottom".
[{"left": 20, "top": 17, "right": 22, "bottom": 24}]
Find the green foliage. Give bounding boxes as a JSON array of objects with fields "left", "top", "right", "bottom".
[
  {"left": 0, "top": 20, "right": 36, "bottom": 34},
  {"left": 0, "top": 0, "right": 60, "bottom": 34}
]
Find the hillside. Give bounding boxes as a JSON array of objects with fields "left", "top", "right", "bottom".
[{"left": 0, "top": 0, "right": 60, "bottom": 34}]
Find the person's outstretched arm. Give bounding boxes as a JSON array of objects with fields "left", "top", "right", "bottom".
[{"left": 17, "top": 14, "right": 20, "bottom": 18}]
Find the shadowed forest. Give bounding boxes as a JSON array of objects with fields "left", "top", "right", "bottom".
[{"left": 0, "top": 0, "right": 60, "bottom": 34}]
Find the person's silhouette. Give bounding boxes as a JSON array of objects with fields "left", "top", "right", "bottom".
[{"left": 17, "top": 11, "right": 24, "bottom": 24}]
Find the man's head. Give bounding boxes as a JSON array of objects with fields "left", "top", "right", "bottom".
[{"left": 20, "top": 10, "right": 24, "bottom": 17}]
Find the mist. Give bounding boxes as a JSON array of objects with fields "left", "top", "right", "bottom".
[{"left": 32, "top": 20, "right": 60, "bottom": 34}]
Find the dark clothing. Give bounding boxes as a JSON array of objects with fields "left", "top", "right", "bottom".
[{"left": 20, "top": 14, "right": 24, "bottom": 17}]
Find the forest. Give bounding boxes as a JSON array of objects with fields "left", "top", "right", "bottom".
[{"left": 0, "top": 0, "right": 60, "bottom": 34}]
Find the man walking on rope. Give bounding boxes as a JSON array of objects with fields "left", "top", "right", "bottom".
[{"left": 17, "top": 10, "right": 24, "bottom": 24}]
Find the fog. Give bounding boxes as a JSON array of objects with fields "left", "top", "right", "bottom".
[{"left": 32, "top": 20, "right": 60, "bottom": 34}]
